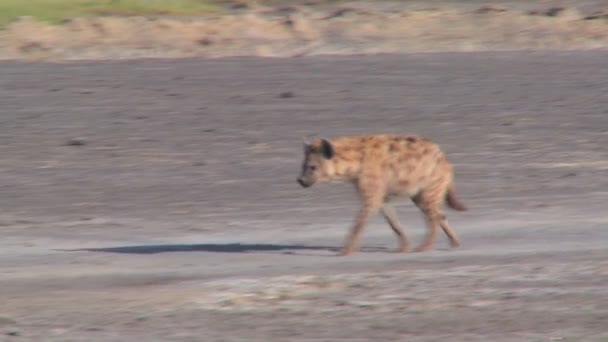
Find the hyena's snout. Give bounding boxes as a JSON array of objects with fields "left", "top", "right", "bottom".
[{"left": 297, "top": 177, "right": 312, "bottom": 188}]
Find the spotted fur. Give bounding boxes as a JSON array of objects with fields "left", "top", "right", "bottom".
[{"left": 297, "top": 134, "right": 467, "bottom": 255}]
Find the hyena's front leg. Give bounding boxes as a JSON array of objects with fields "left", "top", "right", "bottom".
[
  {"left": 341, "top": 205, "right": 376, "bottom": 256},
  {"left": 381, "top": 204, "right": 411, "bottom": 253},
  {"left": 341, "top": 183, "right": 384, "bottom": 256}
]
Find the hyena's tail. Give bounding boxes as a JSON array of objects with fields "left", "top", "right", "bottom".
[{"left": 446, "top": 186, "right": 467, "bottom": 211}]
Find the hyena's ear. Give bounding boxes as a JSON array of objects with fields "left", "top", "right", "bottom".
[{"left": 320, "top": 139, "right": 335, "bottom": 160}]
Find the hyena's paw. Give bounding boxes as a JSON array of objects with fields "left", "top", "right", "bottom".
[
  {"left": 413, "top": 244, "right": 432, "bottom": 253},
  {"left": 398, "top": 244, "right": 412, "bottom": 253},
  {"left": 339, "top": 247, "right": 355, "bottom": 256}
]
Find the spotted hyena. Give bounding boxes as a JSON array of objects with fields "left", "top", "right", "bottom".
[{"left": 297, "top": 134, "right": 467, "bottom": 256}]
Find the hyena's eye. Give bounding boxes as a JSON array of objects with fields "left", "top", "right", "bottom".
[{"left": 309, "top": 165, "right": 317, "bottom": 171}]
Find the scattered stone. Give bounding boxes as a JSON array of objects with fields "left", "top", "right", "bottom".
[
  {"left": 229, "top": 2, "right": 249, "bottom": 10},
  {"left": 476, "top": 6, "right": 508, "bottom": 14},
  {"left": 65, "top": 138, "right": 87, "bottom": 146},
  {"left": 322, "top": 7, "right": 373, "bottom": 20},
  {"left": 274, "top": 6, "right": 300, "bottom": 15},
  {"left": 85, "top": 327, "right": 103, "bottom": 331},
  {"left": 5, "top": 330, "right": 20, "bottom": 337},
  {"left": 583, "top": 11, "right": 608, "bottom": 20},
  {"left": 19, "top": 41, "right": 48, "bottom": 53},
  {"left": 197, "top": 38, "right": 213, "bottom": 46},
  {"left": 528, "top": 7, "right": 565, "bottom": 17},
  {"left": 279, "top": 91, "right": 294, "bottom": 98},
  {"left": 283, "top": 16, "right": 295, "bottom": 27}
]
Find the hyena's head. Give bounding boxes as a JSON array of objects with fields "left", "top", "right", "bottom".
[{"left": 297, "top": 138, "right": 335, "bottom": 188}]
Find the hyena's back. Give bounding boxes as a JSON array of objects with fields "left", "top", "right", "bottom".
[{"left": 333, "top": 134, "right": 464, "bottom": 210}]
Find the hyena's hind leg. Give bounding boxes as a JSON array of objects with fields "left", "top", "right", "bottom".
[
  {"left": 411, "top": 187, "right": 460, "bottom": 252},
  {"left": 413, "top": 207, "right": 441, "bottom": 252},
  {"left": 438, "top": 213, "right": 460, "bottom": 248},
  {"left": 381, "top": 204, "right": 411, "bottom": 253}
]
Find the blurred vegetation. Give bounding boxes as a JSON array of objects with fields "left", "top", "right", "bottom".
[
  {"left": 0, "top": 0, "right": 413, "bottom": 26},
  {"left": 0, "top": 0, "right": 225, "bottom": 25}
]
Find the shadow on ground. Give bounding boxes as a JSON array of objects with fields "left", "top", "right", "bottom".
[{"left": 67, "top": 243, "right": 341, "bottom": 254}]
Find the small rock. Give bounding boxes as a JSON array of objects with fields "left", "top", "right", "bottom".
[
  {"left": 230, "top": 2, "right": 249, "bottom": 10},
  {"left": 274, "top": 6, "right": 299, "bottom": 15},
  {"left": 85, "top": 327, "right": 103, "bottom": 331},
  {"left": 19, "top": 41, "right": 48, "bottom": 53},
  {"left": 476, "top": 6, "right": 508, "bottom": 14},
  {"left": 197, "top": 38, "right": 213, "bottom": 46},
  {"left": 545, "top": 7, "right": 565, "bottom": 17},
  {"left": 65, "top": 138, "right": 87, "bottom": 146},
  {"left": 528, "top": 7, "right": 565, "bottom": 17},
  {"left": 6, "top": 330, "right": 20, "bottom": 337},
  {"left": 584, "top": 11, "right": 608, "bottom": 20},
  {"left": 322, "top": 7, "right": 372, "bottom": 20},
  {"left": 279, "top": 91, "right": 294, "bottom": 98},
  {"left": 283, "top": 16, "right": 294, "bottom": 27}
]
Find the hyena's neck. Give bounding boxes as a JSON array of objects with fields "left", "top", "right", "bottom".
[{"left": 325, "top": 143, "right": 364, "bottom": 181}]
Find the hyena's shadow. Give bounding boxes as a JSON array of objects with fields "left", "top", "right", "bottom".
[
  {"left": 65, "top": 243, "right": 392, "bottom": 256},
  {"left": 66, "top": 243, "right": 341, "bottom": 255}
]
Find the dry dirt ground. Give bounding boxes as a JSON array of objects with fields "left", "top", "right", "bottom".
[
  {"left": 1, "top": 0, "right": 608, "bottom": 60},
  {"left": 1, "top": 51, "right": 608, "bottom": 341}
]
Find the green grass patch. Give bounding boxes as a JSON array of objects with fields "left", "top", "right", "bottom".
[{"left": 0, "top": 0, "right": 220, "bottom": 26}]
